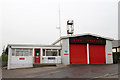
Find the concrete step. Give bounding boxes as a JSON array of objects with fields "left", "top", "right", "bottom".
[
  {"left": 33, "top": 64, "right": 56, "bottom": 68},
  {"left": 56, "top": 64, "right": 67, "bottom": 68}
]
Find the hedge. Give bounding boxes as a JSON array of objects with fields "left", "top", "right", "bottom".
[
  {"left": 113, "top": 52, "right": 120, "bottom": 64},
  {"left": 1, "top": 54, "right": 8, "bottom": 67}
]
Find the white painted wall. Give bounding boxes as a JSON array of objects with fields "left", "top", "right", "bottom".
[
  {"left": 105, "top": 40, "right": 113, "bottom": 64},
  {"left": 61, "top": 38, "right": 70, "bottom": 65},
  {"left": 42, "top": 56, "right": 61, "bottom": 64},
  {"left": 10, "top": 56, "right": 33, "bottom": 69},
  {"left": 7, "top": 48, "right": 33, "bottom": 69},
  {"left": 53, "top": 41, "right": 61, "bottom": 45},
  {"left": 7, "top": 45, "right": 62, "bottom": 69},
  {"left": 7, "top": 47, "right": 12, "bottom": 69}
]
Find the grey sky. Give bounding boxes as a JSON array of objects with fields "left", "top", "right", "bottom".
[{"left": 1, "top": 0, "right": 119, "bottom": 55}]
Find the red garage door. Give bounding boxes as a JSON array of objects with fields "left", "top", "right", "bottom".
[
  {"left": 89, "top": 45, "right": 106, "bottom": 64},
  {"left": 70, "top": 44, "right": 87, "bottom": 64}
]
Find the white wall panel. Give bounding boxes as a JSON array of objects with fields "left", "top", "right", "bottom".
[
  {"left": 61, "top": 38, "right": 70, "bottom": 65},
  {"left": 106, "top": 40, "right": 113, "bottom": 64},
  {"left": 7, "top": 48, "right": 33, "bottom": 69}
]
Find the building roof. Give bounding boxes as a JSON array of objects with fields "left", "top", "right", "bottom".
[
  {"left": 7, "top": 44, "right": 61, "bottom": 47},
  {"left": 52, "top": 33, "right": 114, "bottom": 45},
  {"left": 5, "top": 44, "right": 61, "bottom": 54},
  {"left": 112, "top": 40, "right": 120, "bottom": 48}
]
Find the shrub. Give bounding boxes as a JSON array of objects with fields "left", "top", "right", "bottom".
[
  {"left": 113, "top": 52, "right": 120, "bottom": 64},
  {"left": 1, "top": 54, "right": 8, "bottom": 67}
]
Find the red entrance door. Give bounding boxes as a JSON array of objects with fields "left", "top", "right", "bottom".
[
  {"left": 34, "top": 49, "right": 40, "bottom": 63},
  {"left": 89, "top": 45, "right": 106, "bottom": 64},
  {"left": 70, "top": 44, "right": 87, "bottom": 64}
]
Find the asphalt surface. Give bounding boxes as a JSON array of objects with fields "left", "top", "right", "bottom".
[{"left": 2, "top": 64, "right": 119, "bottom": 78}]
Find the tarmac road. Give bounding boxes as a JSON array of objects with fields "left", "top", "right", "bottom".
[{"left": 2, "top": 64, "right": 119, "bottom": 78}]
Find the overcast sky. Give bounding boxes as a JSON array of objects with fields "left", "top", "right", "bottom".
[{"left": 0, "top": 0, "right": 119, "bottom": 55}]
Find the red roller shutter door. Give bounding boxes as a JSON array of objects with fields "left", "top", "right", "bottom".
[
  {"left": 89, "top": 45, "right": 106, "bottom": 64},
  {"left": 70, "top": 44, "right": 87, "bottom": 64}
]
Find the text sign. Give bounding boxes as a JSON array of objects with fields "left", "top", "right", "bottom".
[
  {"left": 108, "top": 54, "right": 112, "bottom": 55},
  {"left": 64, "top": 50, "right": 68, "bottom": 55},
  {"left": 69, "top": 35, "right": 106, "bottom": 45},
  {"left": 108, "top": 52, "right": 112, "bottom": 55},
  {"left": 65, "top": 50, "right": 68, "bottom": 53},
  {"left": 48, "top": 57, "right": 55, "bottom": 60},
  {"left": 64, "top": 53, "right": 68, "bottom": 55},
  {"left": 19, "top": 58, "right": 25, "bottom": 60}
]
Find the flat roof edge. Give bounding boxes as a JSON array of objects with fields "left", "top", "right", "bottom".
[
  {"left": 60, "top": 33, "right": 114, "bottom": 40},
  {"left": 52, "top": 33, "right": 114, "bottom": 45},
  {"left": 7, "top": 44, "right": 61, "bottom": 47}
]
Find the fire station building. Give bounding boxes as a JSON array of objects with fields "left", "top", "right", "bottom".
[{"left": 7, "top": 33, "right": 113, "bottom": 69}]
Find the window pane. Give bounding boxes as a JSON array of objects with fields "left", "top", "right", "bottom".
[
  {"left": 30, "top": 49, "right": 33, "bottom": 56},
  {"left": 46, "top": 50, "right": 57, "bottom": 56},
  {"left": 16, "top": 51, "right": 19, "bottom": 56},
  {"left": 16, "top": 49, "right": 19, "bottom": 56},
  {"left": 46, "top": 51, "right": 52, "bottom": 56},
  {"left": 52, "top": 51, "right": 57, "bottom": 56},
  {"left": 43, "top": 49, "right": 45, "bottom": 56},
  {"left": 24, "top": 52, "right": 29, "bottom": 56},
  {"left": 13, "top": 48, "right": 33, "bottom": 56},
  {"left": 20, "top": 51, "right": 23, "bottom": 56},
  {"left": 12, "top": 49, "right": 15, "bottom": 56},
  {"left": 35, "top": 50, "right": 39, "bottom": 56},
  {"left": 59, "top": 50, "right": 61, "bottom": 56},
  {"left": 23, "top": 49, "right": 29, "bottom": 56},
  {"left": 16, "top": 49, "right": 23, "bottom": 56}
]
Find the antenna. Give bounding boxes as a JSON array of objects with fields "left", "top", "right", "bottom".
[
  {"left": 56, "top": 0, "right": 61, "bottom": 45},
  {"left": 58, "top": 0, "right": 61, "bottom": 38},
  {"left": 58, "top": 0, "right": 62, "bottom": 45}
]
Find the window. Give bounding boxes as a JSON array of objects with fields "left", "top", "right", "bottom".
[
  {"left": 36, "top": 50, "right": 39, "bottom": 56},
  {"left": 58, "top": 50, "right": 61, "bottom": 56},
  {"left": 42, "top": 49, "right": 61, "bottom": 56},
  {"left": 16, "top": 49, "right": 23, "bottom": 56},
  {"left": 16, "top": 51, "right": 20, "bottom": 56},
  {"left": 12, "top": 48, "right": 33, "bottom": 56},
  {"left": 30, "top": 49, "right": 33, "bottom": 56},
  {"left": 52, "top": 50, "right": 57, "bottom": 56},
  {"left": 43, "top": 49, "right": 45, "bottom": 56},
  {"left": 46, "top": 50, "right": 57, "bottom": 56},
  {"left": 12, "top": 49, "right": 15, "bottom": 56},
  {"left": 23, "top": 49, "right": 29, "bottom": 56}
]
